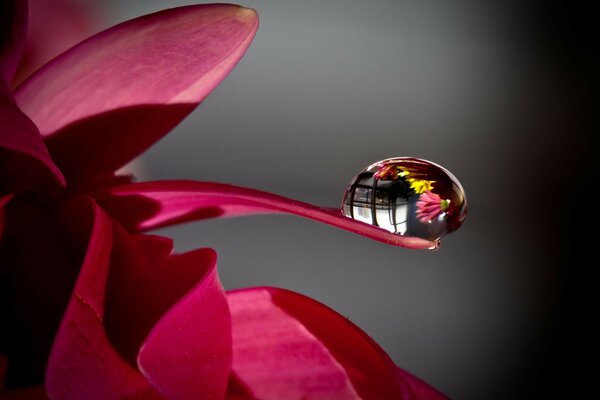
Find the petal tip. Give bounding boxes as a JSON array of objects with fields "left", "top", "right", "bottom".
[{"left": 235, "top": 6, "right": 258, "bottom": 22}]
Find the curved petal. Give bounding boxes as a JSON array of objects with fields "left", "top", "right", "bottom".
[
  {"left": 11, "top": 0, "right": 96, "bottom": 87},
  {"left": 15, "top": 4, "right": 258, "bottom": 182},
  {"left": 45, "top": 198, "right": 159, "bottom": 399},
  {"left": 97, "top": 180, "right": 437, "bottom": 249},
  {"left": 137, "top": 251, "right": 232, "bottom": 400},
  {"left": 0, "top": 82, "right": 65, "bottom": 194},
  {"left": 227, "top": 288, "right": 446, "bottom": 399},
  {"left": 0, "top": 0, "right": 27, "bottom": 82},
  {"left": 47, "top": 197, "right": 232, "bottom": 399}
]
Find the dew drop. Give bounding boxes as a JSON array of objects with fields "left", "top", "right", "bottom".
[{"left": 341, "top": 157, "right": 467, "bottom": 241}]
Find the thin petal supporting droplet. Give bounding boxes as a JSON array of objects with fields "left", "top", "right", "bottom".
[{"left": 97, "top": 181, "right": 437, "bottom": 250}]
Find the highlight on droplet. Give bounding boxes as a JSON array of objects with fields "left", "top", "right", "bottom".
[{"left": 341, "top": 157, "right": 467, "bottom": 241}]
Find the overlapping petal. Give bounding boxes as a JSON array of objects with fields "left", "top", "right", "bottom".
[
  {"left": 97, "top": 180, "right": 437, "bottom": 249},
  {"left": 0, "top": 1, "right": 65, "bottom": 193},
  {"left": 46, "top": 198, "right": 232, "bottom": 399},
  {"left": 45, "top": 198, "right": 156, "bottom": 399},
  {"left": 0, "top": 82, "right": 65, "bottom": 193},
  {"left": 227, "top": 288, "right": 446, "bottom": 399},
  {"left": 15, "top": 4, "right": 258, "bottom": 183},
  {"left": 137, "top": 250, "right": 231, "bottom": 399},
  {"left": 1, "top": 1, "right": 448, "bottom": 397},
  {"left": 12, "top": 0, "right": 95, "bottom": 87}
]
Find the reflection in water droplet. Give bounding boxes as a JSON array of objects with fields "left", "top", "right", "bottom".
[{"left": 341, "top": 157, "right": 467, "bottom": 241}]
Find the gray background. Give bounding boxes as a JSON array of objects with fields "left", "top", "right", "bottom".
[{"left": 95, "top": 1, "right": 589, "bottom": 398}]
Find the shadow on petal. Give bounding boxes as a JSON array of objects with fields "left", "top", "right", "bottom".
[
  {"left": 226, "top": 287, "right": 447, "bottom": 399},
  {"left": 43, "top": 104, "right": 194, "bottom": 184}
]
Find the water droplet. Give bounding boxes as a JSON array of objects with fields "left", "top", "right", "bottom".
[{"left": 341, "top": 157, "right": 467, "bottom": 241}]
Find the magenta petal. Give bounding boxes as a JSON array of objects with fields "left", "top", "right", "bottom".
[
  {"left": 100, "top": 216, "right": 232, "bottom": 399},
  {"left": 98, "top": 180, "right": 436, "bottom": 249},
  {"left": 11, "top": 0, "right": 95, "bottom": 87},
  {"left": 0, "top": 82, "right": 65, "bottom": 193},
  {"left": 137, "top": 252, "right": 232, "bottom": 400},
  {"left": 227, "top": 288, "right": 445, "bottom": 399},
  {"left": 15, "top": 4, "right": 258, "bottom": 182},
  {"left": 0, "top": 0, "right": 27, "bottom": 82},
  {"left": 45, "top": 200, "right": 159, "bottom": 399}
]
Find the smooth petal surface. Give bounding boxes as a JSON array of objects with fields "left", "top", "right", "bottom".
[
  {"left": 137, "top": 250, "right": 232, "bottom": 400},
  {"left": 11, "top": 0, "right": 96, "bottom": 87},
  {"left": 0, "top": 82, "right": 65, "bottom": 193},
  {"left": 227, "top": 288, "right": 446, "bottom": 399},
  {"left": 15, "top": 4, "right": 258, "bottom": 182},
  {"left": 100, "top": 219, "right": 232, "bottom": 399},
  {"left": 0, "top": 0, "right": 27, "bottom": 82},
  {"left": 98, "top": 181, "right": 437, "bottom": 249},
  {"left": 45, "top": 199, "right": 159, "bottom": 399},
  {"left": 47, "top": 197, "right": 232, "bottom": 399}
]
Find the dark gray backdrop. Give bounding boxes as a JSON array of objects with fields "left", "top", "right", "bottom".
[{"left": 96, "top": 1, "right": 590, "bottom": 398}]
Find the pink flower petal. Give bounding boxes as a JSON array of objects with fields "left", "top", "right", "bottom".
[
  {"left": 45, "top": 198, "right": 159, "bottom": 399},
  {"left": 11, "top": 0, "right": 96, "bottom": 87},
  {"left": 227, "top": 289, "right": 360, "bottom": 399},
  {"left": 99, "top": 211, "right": 232, "bottom": 399},
  {"left": 47, "top": 197, "right": 232, "bottom": 399},
  {"left": 137, "top": 250, "right": 232, "bottom": 400},
  {"left": 227, "top": 288, "right": 446, "bottom": 399},
  {"left": 0, "top": 0, "right": 27, "bottom": 82},
  {"left": 0, "top": 82, "right": 65, "bottom": 193},
  {"left": 15, "top": 4, "right": 258, "bottom": 183},
  {"left": 97, "top": 180, "right": 437, "bottom": 249}
]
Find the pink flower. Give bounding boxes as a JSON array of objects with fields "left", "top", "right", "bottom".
[
  {"left": 1, "top": 1, "right": 444, "bottom": 399},
  {"left": 416, "top": 191, "right": 449, "bottom": 223}
]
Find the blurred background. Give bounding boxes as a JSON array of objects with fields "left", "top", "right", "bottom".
[{"left": 50, "top": 1, "right": 593, "bottom": 398}]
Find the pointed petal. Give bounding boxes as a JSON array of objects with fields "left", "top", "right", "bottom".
[
  {"left": 227, "top": 288, "right": 442, "bottom": 399},
  {"left": 45, "top": 198, "right": 159, "bottom": 399},
  {"left": 137, "top": 251, "right": 232, "bottom": 400},
  {"left": 0, "top": 82, "right": 65, "bottom": 194},
  {"left": 15, "top": 4, "right": 258, "bottom": 182},
  {"left": 97, "top": 181, "right": 436, "bottom": 249},
  {"left": 0, "top": 0, "right": 27, "bottom": 82}
]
